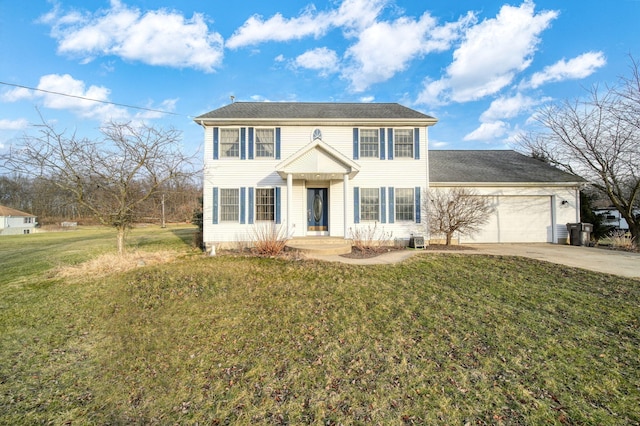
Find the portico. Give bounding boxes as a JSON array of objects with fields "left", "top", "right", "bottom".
[{"left": 276, "top": 138, "right": 360, "bottom": 238}]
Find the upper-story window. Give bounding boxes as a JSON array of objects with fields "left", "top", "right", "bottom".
[
  {"left": 360, "top": 129, "right": 379, "bottom": 158},
  {"left": 220, "top": 129, "right": 240, "bottom": 158},
  {"left": 394, "top": 129, "right": 414, "bottom": 158},
  {"left": 256, "top": 128, "right": 275, "bottom": 158}
]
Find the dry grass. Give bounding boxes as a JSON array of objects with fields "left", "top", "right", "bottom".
[
  {"left": 55, "top": 250, "right": 181, "bottom": 279},
  {"left": 608, "top": 230, "right": 636, "bottom": 250}
]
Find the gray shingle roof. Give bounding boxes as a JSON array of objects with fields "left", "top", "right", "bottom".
[
  {"left": 429, "top": 150, "right": 584, "bottom": 183},
  {"left": 196, "top": 102, "right": 435, "bottom": 121}
]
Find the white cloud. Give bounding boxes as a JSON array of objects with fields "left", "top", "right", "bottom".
[
  {"left": 3, "top": 74, "right": 129, "bottom": 121},
  {"left": 526, "top": 51, "right": 606, "bottom": 88},
  {"left": 294, "top": 47, "right": 339, "bottom": 76},
  {"left": 465, "top": 93, "right": 546, "bottom": 142},
  {"left": 417, "top": 1, "right": 558, "bottom": 105},
  {"left": 430, "top": 140, "right": 449, "bottom": 148},
  {"left": 343, "top": 12, "right": 474, "bottom": 92},
  {"left": 1, "top": 74, "right": 174, "bottom": 122},
  {"left": 360, "top": 96, "right": 375, "bottom": 103},
  {"left": 226, "top": 0, "right": 387, "bottom": 49},
  {"left": 0, "top": 118, "right": 29, "bottom": 131},
  {"left": 463, "top": 121, "right": 508, "bottom": 141},
  {"left": 480, "top": 93, "right": 540, "bottom": 122},
  {"left": 1, "top": 87, "right": 31, "bottom": 102},
  {"left": 331, "top": 0, "right": 388, "bottom": 34},
  {"left": 226, "top": 9, "right": 330, "bottom": 49},
  {"left": 42, "top": 0, "right": 223, "bottom": 72}
]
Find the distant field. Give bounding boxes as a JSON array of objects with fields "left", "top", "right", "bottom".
[{"left": 1, "top": 226, "right": 639, "bottom": 424}]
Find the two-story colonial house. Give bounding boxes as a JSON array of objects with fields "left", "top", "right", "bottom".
[{"left": 195, "top": 102, "right": 583, "bottom": 251}]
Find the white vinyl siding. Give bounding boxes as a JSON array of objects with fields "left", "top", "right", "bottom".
[
  {"left": 220, "top": 188, "right": 239, "bottom": 221},
  {"left": 256, "top": 188, "right": 275, "bottom": 221},
  {"left": 359, "top": 129, "right": 379, "bottom": 158},
  {"left": 394, "top": 129, "right": 413, "bottom": 158},
  {"left": 360, "top": 188, "right": 379, "bottom": 221},
  {"left": 256, "top": 128, "right": 275, "bottom": 158},
  {"left": 220, "top": 129, "right": 240, "bottom": 158},
  {"left": 395, "top": 188, "right": 414, "bottom": 221}
]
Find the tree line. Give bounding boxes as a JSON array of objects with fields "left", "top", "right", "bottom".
[{"left": 0, "top": 173, "right": 201, "bottom": 226}]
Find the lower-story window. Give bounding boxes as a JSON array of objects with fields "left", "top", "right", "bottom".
[
  {"left": 360, "top": 188, "right": 379, "bottom": 221},
  {"left": 256, "top": 188, "right": 275, "bottom": 221},
  {"left": 220, "top": 188, "right": 239, "bottom": 221},
  {"left": 395, "top": 188, "right": 414, "bottom": 221}
]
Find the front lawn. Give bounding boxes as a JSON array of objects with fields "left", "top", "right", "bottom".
[{"left": 1, "top": 227, "right": 638, "bottom": 424}]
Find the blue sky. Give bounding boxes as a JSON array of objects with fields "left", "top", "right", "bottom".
[{"left": 1, "top": 0, "right": 638, "bottom": 158}]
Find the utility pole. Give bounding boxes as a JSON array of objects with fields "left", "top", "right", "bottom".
[{"left": 161, "top": 193, "right": 166, "bottom": 228}]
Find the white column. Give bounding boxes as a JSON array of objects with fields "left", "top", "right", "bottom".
[
  {"left": 287, "top": 173, "right": 293, "bottom": 237},
  {"left": 343, "top": 173, "right": 349, "bottom": 239},
  {"left": 551, "top": 195, "right": 557, "bottom": 244}
]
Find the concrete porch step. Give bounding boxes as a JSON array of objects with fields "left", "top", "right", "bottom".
[{"left": 285, "top": 237, "right": 353, "bottom": 255}]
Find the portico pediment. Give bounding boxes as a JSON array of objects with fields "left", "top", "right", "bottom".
[{"left": 276, "top": 140, "right": 360, "bottom": 180}]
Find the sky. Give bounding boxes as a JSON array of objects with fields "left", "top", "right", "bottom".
[{"left": 1, "top": 0, "right": 639, "bottom": 160}]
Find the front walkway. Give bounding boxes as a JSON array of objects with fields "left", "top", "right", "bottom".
[{"left": 306, "top": 244, "right": 640, "bottom": 279}]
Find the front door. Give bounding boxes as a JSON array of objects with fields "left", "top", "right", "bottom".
[{"left": 307, "top": 188, "right": 328, "bottom": 232}]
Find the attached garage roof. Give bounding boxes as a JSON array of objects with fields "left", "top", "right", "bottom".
[
  {"left": 196, "top": 102, "right": 436, "bottom": 122},
  {"left": 430, "top": 150, "right": 584, "bottom": 184}
]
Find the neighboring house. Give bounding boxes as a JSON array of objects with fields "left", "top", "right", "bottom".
[
  {"left": 594, "top": 207, "right": 639, "bottom": 231},
  {"left": 0, "top": 205, "right": 37, "bottom": 235},
  {"left": 195, "top": 102, "right": 583, "bottom": 249}
]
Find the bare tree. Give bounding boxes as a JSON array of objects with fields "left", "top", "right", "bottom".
[
  {"left": 2, "top": 118, "right": 197, "bottom": 254},
  {"left": 518, "top": 58, "right": 640, "bottom": 245},
  {"left": 425, "top": 188, "right": 494, "bottom": 245}
]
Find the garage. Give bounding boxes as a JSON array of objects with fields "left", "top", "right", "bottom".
[
  {"left": 429, "top": 150, "right": 584, "bottom": 244},
  {"left": 464, "top": 195, "right": 552, "bottom": 243}
]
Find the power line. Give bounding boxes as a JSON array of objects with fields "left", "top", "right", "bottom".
[{"left": 0, "top": 80, "right": 189, "bottom": 118}]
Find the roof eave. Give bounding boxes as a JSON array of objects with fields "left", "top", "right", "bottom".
[
  {"left": 429, "top": 181, "right": 585, "bottom": 187},
  {"left": 195, "top": 117, "right": 438, "bottom": 127}
]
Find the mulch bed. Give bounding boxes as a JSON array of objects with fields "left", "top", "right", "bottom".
[
  {"left": 341, "top": 244, "right": 475, "bottom": 259},
  {"left": 424, "top": 244, "right": 476, "bottom": 251}
]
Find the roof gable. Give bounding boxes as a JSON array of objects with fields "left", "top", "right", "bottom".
[
  {"left": 429, "top": 150, "right": 584, "bottom": 184},
  {"left": 276, "top": 139, "right": 360, "bottom": 180}
]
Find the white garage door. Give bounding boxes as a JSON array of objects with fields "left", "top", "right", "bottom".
[{"left": 464, "top": 196, "right": 552, "bottom": 243}]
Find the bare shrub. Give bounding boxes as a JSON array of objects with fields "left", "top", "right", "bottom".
[
  {"left": 349, "top": 222, "right": 393, "bottom": 251},
  {"left": 425, "top": 188, "right": 494, "bottom": 245},
  {"left": 249, "top": 223, "right": 289, "bottom": 256}
]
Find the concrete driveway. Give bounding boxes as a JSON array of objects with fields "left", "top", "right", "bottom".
[
  {"left": 309, "top": 243, "right": 639, "bottom": 279},
  {"left": 466, "top": 243, "right": 640, "bottom": 279}
]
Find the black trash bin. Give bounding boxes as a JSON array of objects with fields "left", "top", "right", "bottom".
[{"left": 566, "top": 223, "right": 592, "bottom": 246}]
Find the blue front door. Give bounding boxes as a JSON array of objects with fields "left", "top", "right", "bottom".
[{"left": 307, "top": 188, "right": 328, "bottom": 232}]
